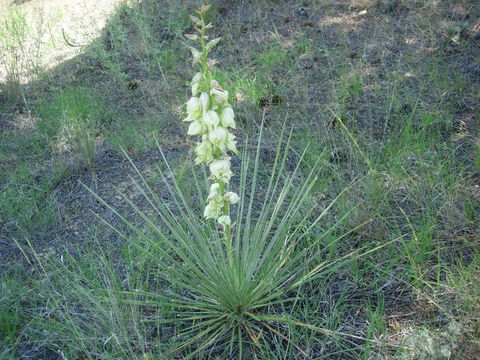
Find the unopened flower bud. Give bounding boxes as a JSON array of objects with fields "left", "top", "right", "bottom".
[
  {"left": 189, "top": 15, "right": 203, "bottom": 26},
  {"left": 185, "top": 34, "right": 199, "bottom": 41},
  {"left": 198, "top": 5, "right": 211, "bottom": 15},
  {"left": 190, "top": 47, "right": 201, "bottom": 65},
  {"left": 206, "top": 38, "right": 221, "bottom": 51}
]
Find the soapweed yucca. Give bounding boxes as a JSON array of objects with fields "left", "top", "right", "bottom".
[
  {"left": 87, "top": 5, "right": 376, "bottom": 357},
  {"left": 94, "top": 126, "right": 356, "bottom": 357}
]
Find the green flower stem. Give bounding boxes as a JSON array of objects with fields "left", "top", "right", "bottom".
[
  {"left": 218, "top": 179, "right": 233, "bottom": 262},
  {"left": 199, "top": 14, "right": 209, "bottom": 80}
]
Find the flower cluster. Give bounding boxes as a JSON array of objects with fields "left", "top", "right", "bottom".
[{"left": 184, "top": 5, "right": 239, "bottom": 228}]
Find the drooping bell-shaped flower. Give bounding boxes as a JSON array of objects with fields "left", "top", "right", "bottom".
[
  {"left": 224, "top": 191, "right": 239, "bottom": 204},
  {"left": 204, "top": 202, "right": 221, "bottom": 220},
  {"left": 185, "top": 97, "right": 202, "bottom": 121},
  {"left": 217, "top": 215, "right": 231, "bottom": 227},
  {"left": 220, "top": 107, "right": 235, "bottom": 128},
  {"left": 204, "top": 110, "right": 220, "bottom": 128},
  {"left": 209, "top": 158, "right": 233, "bottom": 183},
  {"left": 187, "top": 121, "right": 204, "bottom": 136},
  {"left": 210, "top": 87, "right": 228, "bottom": 106},
  {"left": 195, "top": 139, "right": 214, "bottom": 164},
  {"left": 207, "top": 182, "right": 220, "bottom": 200},
  {"left": 208, "top": 126, "right": 228, "bottom": 148}
]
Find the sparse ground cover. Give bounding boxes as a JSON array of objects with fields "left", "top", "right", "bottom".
[{"left": 0, "top": 0, "right": 479, "bottom": 359}]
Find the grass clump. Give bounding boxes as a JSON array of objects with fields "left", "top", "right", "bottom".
[{"left": 35, "top": 86, "right": 106, "bottom": 168}]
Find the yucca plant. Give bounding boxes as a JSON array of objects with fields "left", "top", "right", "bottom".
[{"left": 86, "top": 5, "right": 388, "bottom": 358}]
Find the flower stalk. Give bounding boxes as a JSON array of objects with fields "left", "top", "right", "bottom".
[{"left": 184, "top": 5, "right": 238, "bottom": 257}]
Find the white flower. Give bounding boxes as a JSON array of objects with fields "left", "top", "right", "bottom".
[
  {"left": 194, "top": 140, "right": 213, "bottom": 164},
  {"left": 210, "top": 88, "right": 228, "bottom": 105},
  {"left": 208, "top": 126, "right": 228, "bottom": 147},
  {"left": 185, "top": 97, "right": 202, "bottom": 121},
  {"left": 207, "top": 183, "right": 220, "bottom": 200},
  {"left": 200, "top": 92, "right": 209, "bottom": 113},
  {"left": 220, "top": 107, "right": 235, "bottom": 128},
  {"left": 204, "top": 202, "right": 221, "bottom": 219},
  {"left": 224, "top": 192, "right": 239, "bottom": 204},
  {"left": 187, "top": 97, "right": 200, "bottom": 112},
  {"left": 187, "top": 121, "right": 204, "bottom": 136},
  {"left": 209, "top": 158, "right": 233, "bottom": 182},
  {"left": 217, "top": 215, "right": 231, "bottom": 227},
  {"left": 203, "top": 110, "right": 220, "bottom": 127}
]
